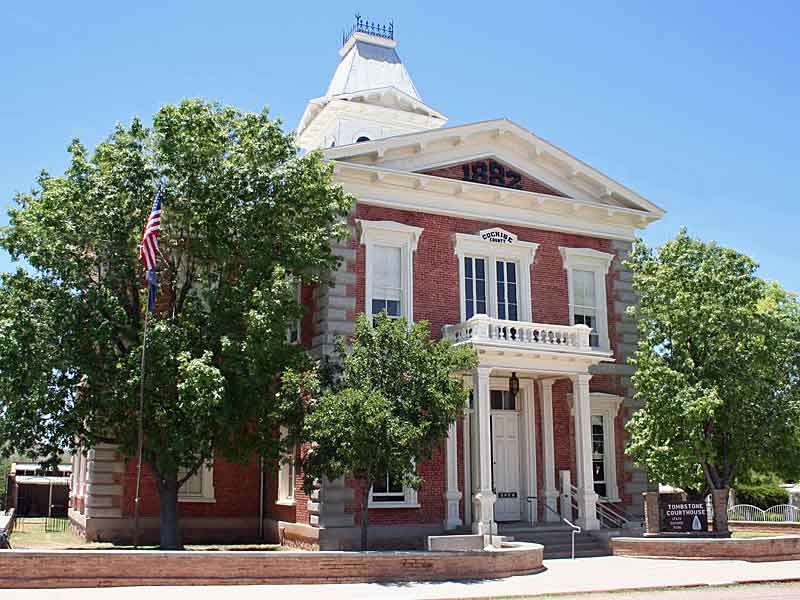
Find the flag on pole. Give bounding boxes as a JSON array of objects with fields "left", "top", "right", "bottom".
[{"left": 139, "top": 186, "right": 162, "bottom": 312}]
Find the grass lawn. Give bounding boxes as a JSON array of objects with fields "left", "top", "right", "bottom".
[
  {"left": 10, "top": 517, "right": 284, "bottom": 551},
  {"left": 731, "top": 531, "right": 788, "bottom": 539}
]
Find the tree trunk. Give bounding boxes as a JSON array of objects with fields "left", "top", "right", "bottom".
[
  {"left": 154, "top": 469, "right": 182, "bottom": 550},
  {"left": 360, "top": 479, "right": 371, "bottom": 551},
  {"left": 711, "top": 487, "right": 730, "bottom": 535}
]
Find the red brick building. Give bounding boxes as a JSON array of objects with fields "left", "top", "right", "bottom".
[{"left": 69, "top": 24, "right": 664, "bottom": 549}]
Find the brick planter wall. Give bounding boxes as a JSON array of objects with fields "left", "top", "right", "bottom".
[
  {"left": 0, "top": 543, "right": 544, "bottom": 589},
  {"left": 611, "top": 536, "right": 800, "bottom": 562},
  {"left": 730, "top": 522, "right": 800, "bottom": 535}
]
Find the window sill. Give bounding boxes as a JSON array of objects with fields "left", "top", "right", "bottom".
[
  {"left": 178, "top": 496, "right": 216, "bottom": 504},
  {"left": 600, "top": 495, "right": 622, "bottom": 503},
  {"left": 275, "top": 499, "right": 296, "bottom": 506},
  {"left": 368, "top": 502, "right": 421, "bottom": 509}
]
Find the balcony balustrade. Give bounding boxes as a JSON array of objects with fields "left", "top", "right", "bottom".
[{"left": 442, "top": 314, "right": 596, "bottom": 354}]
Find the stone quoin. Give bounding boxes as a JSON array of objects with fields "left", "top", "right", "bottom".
[{"left": 68, "top": 19, "right": 665, "bottom": 549}]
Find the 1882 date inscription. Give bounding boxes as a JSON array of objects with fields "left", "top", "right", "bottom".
[{"left": 461, "top": 159, "right": 522, "bottom": 189}]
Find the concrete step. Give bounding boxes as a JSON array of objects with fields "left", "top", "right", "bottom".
[{"left": 507, "top": 531, "right": 610, "bottom": 559}]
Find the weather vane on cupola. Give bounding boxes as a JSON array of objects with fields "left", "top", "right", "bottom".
[{"left": 342, "top": 13, "right": 394, "bottom": 46}]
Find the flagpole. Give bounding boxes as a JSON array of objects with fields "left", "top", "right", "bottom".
[
  {"left": 133, "top": 306, "right": 149, "bottom": 548},
  {"left": 133, "top": 184, "right": 161, "bottom": 548}
]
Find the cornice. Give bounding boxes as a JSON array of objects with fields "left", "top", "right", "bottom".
[
  {"left": 324, "top": 118, "right": 666, "bottom": 218},
  {"left": 333, "top": 162, "right": 655, "bottom": 241}
]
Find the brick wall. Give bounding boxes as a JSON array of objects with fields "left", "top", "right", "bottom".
[
  {"left": 337, "top": 203, "right": 632, "bottom": 525},
  {"left": 0, "top": 544, "right": 544, "bottom": 588},
  {"left": 611, "top": 535, "right": 800, "bottom": 561},
  {"left": 121, "top": 457, "right": 260, "bottom": 519}
]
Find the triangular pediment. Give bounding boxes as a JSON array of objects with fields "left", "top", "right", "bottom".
[
  {"left": 420, "top": 157, "right": 570, "bottom": 198},
  {"left": 324, "top": 118, "right": 665, "bottom": 217}
]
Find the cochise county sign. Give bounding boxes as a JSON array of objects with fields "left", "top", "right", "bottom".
[
  {"left": 479, "top": 227, "right": 517, "bottom": 244},
  {"left": 661, "top": 501, "right": 708, "bottom": 533}
]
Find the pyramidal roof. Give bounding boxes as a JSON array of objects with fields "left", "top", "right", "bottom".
[{"left": 326, "top": 32, "right": 421, "bottom": 100}]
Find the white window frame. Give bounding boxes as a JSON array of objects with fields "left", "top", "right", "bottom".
[
  {"left": 277, "top": 426, "right": 296, "bottom": 505},
  {"left": 286, "top": 281, "right": 302, "bottom": 344},
  {"left": 567, "top": 392, "right": 622, "bottom": 502},
  {"left": 559, "top": 247, "right": 614, "bottom": 351},
  {"left": 358, "top": 220, "right": 424, "bottom": 324},
  {"left": 368, "top": 464, "right": 420, "bottom": 509},
  {"left": 463, "top": 255, "right": 489, "bottom": 320},
  {"left": 590, "top": 393, "right": 623, "bottom": 502},
  {"left": 178, "top": 461, "right": 215, "bottom": 503},
  {"left": 454, "top": 228, "right": 538, "bottom": 323}
]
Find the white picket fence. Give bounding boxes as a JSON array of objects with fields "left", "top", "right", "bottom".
[{"left": 727, "top": 504, "right": 800, "bottom": 523}]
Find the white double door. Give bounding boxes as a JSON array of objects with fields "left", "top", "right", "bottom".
[{"left": 491, "top": 411, "right": 521, "bottom": 521}]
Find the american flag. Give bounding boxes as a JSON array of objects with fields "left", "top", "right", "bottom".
[{"left": 139, "top": 186, "right": 162, "bottom": 312}]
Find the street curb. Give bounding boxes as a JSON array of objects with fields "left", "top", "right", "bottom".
[{"left": 425, "top": 583, "right": 710, "bottom": 600}]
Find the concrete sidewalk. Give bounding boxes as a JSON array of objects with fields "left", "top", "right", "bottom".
[{"left": 4, "top": 556, "right": 800, "bottom": 599}]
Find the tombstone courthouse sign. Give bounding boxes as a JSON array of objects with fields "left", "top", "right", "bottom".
[{"left": 662, "top": 502, "right": 708, "bottom": 533}]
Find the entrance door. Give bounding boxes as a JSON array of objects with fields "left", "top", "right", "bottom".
[{"left": 491, "top": 396, "right": 521, "bottom": 521}]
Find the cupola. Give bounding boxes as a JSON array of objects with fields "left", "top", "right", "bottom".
[{"left": 296, "top": 15, "right": 447, "bottom": 150}]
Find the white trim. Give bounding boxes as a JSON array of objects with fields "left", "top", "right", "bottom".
[
  {"left": 560, "top": 246, "right": 614, "bottom": 352},
  {"left": 286, "top": 282, "right": 302, "bottom": 344},
  {"left": 368, "top": 466, "right": 420, "bottom": 509},
  {"left": 324, "top": 118, "right": 666, "bottom": 217},
  {"left": 566, "top": 391, "right": 623, "bottom": 503},
  {"left": 454, "top": 229, "right": 538, "bottom": 322},
  {"left": 462, "top": 411, "right": 472, "bottom": 527},
  {"left": 178, "top": 462, "right": 215, "bottom": 503},
  {"left": 358, "top": 219, "right": 423, "bottom": 323},
  {"left": 278, "top": 426, "right": 296, "bottom": 505},
  {"left": 520, "top": 379, "right": 537, "bottom": 524},
  {"left": 589, "top": 393, "right": 623, "bottom": 503},
  {"left": 335, "top": 165, "right": 647, "bottom": 242},
  {"left": 444, "top": 421, "right": 463, "bottom": 529}
]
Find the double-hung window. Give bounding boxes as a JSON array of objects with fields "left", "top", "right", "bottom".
[
  {"left": 371, "top": 245, "right": 402, "bottom": 319},
  {"left": 287, "top": 281, "right": 302, "bottom": 344},
  {"left": 464, "top": 257, "right": 487, "bottom": 319},
  {"left": 359, "top": 220, "right": 424, "bottom": 324},
  {"left": 571, "top": 269, "right": 599, "bottom": 347},
  {"left": 278, "top": 427, "right": 296, "bottom": 504},
  {"left": 371, "top": 472, "right": 405, "bottom": 503},
  {"left": 591, "top": 414, "right": 607, "bottom": 497},
  {"left": 455, "top": 228, "right": 537, "bottom": 324},
  {"left": 369, "top": 465, "right": 419, "bottom": 508},
  {"left": 560, "top": 247, "right": 614, "bottom": 351},
  {"left": 178, "top": 461, "right": 215, "bottom": 503},
  {"left": 495, "top": 260, "right": 519, "bottom": 321}
]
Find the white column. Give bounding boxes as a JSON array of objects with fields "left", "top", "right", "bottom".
[
  {"left": 472, "top": 366, "right": 496, "bottom": 534},
  {"left": 463, "top": 410, "right": 472, "bottom": 527},
  {"left": 78, "top": 448, "right": 87, "bottom": 500},
  {"left": 444, "top": 420, "right": 463, "bottom": 530},
  {"left": 572, "top": 374, "right": 600, "bottom": 530},
  {"left": 539, "top": 378, "right": 560, "bottom": 522},
  {"left": 559, "top": 469, "right": 572, "bottom": 520},
  {"left": 521, "top": 379, "right": 537, "bottom": 524}
]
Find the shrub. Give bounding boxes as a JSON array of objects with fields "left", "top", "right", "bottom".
[{"left": 734, "top": 482, "right": 789, "bottom": 509}]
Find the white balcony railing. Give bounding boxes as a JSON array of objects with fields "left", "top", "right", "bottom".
[{"left": 442, "top": 315, "right": 594, "bottom": 353}]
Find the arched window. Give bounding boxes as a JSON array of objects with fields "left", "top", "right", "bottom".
[{"left": 356, "top": 136, "right": 370, "bottom": 143}]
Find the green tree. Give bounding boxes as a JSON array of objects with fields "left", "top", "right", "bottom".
[
  {"left": 625, "top": 230, "right": 800, "bottom": 533},
  {"left": 296, "top": 313, "right": 476, "bottom": 550},
  {"left": 0, "top": 100, "right": 352, "bottom": 548},
  {"left": 0, "top": 456, "right": 9, "bottom": 510}
]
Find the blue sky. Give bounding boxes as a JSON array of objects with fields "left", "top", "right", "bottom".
[{"left": 2, "top": 1, "right": 798, "bottom": 290}]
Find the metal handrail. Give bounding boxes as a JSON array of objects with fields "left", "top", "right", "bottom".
[
  {"left": 527, "top": 496, "right": 581, "bottom": 560},
  {"left": 568, "top": 484, "right": 628, "bottom": 529}
]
